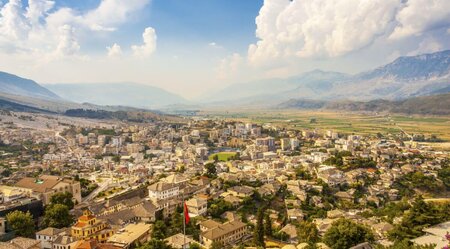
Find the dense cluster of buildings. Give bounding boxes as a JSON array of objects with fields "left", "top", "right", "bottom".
[{"left": 0, "top": 112, "right": 448, "bottom": 249}]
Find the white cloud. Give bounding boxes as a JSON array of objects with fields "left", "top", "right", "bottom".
[
  {"left": 132, "top": 27, "right": 157, "bottom": 57},
  {"left": 407, "top": 38, "right": 443, "bottom": 56},
  {"left": 54, "top": 24, "right": 80, "bottom": 57},
  {"left": 107, "top": 43, "right": 122, "bottom": 57},
  {"left": 0, "top": 0, "right": 152, "bottom": 61},
  {"left": 390, "top": 0, "right": 450, "bottom": 39},
  {"left": 0, "top": 0, "right": 30, "bottom": 40},
  {"left": 208, "top": 42, "right": 223, "bottom": 49},
  {"left": 25, "top": 0, "right": 54, "bottom": 27},
  {"left": 249, "top": 0, "right": 400, "bottom": 65},
  {"left": 248, "top": 0, "right": 450, "bottom": 66},
  {"left": 83, "top": 0, "right": 150, "bottom": 31}
]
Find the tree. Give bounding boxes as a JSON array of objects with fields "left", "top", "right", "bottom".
[
  {"left": 297, "top": 221, "right": 319, "bottom": 245},
  {"left": 43, "top": 204, "right": 73, "bottom": 228},
  {"left": 151, "top": 220, "right": 167, "bottom": 240},
  {"left": 0, "top": 167, "right": 11, "bottom": 177},
  {"left": 323, "top": 218, "right": 374, "bottom": 249},
  {"left": 189, "top": 243, "right": 201, "bottom": 249},
  {"left": 207, "top": 199, "right": 233, "bottom": 218},
  {"left": 438, "top": 161, "right": 450, "bottom": 189},
  {"left": 137, "top": 239, "right": 172, "bottom": 249},
  {"left": 6, "top": 210, "right": 35, "bottom": 237},
  {"left": 168, "top": 211, "right": 183, "bottom": 236},
  {"left": 254, "top": 208, "right": 265, "bottom": 247},
  {"left": 112, "top": 155, "right": 121, "bottom": 163},
  {"left": 273, "top": 231, "right": 289, "bottom": 241},
  {"left": 50, "top": 192, "right": 74, "bottom": 209},
  {"left": 264, "top": 212, "right": 272, "bottom": 237},
  {"left": 210, "top": 241, "right": 224, "bottom": 249},
  {"left": 185, "top": 217, "right": 201, "bottom": 241},
  {"left": 204, "top": 163, "right": 217, "bottom": 178},
  {"left": 388, "top": 196, "right": 447, "bottom": 241}
]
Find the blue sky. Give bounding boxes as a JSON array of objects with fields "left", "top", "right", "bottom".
[
  {"left": 50, "top": 0, "right": 263, "bottom": 55},
  {"left": 0, "top": 0, "right": 450, "bottom": 98}
]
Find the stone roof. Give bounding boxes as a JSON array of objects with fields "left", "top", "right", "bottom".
[
  {"left": 132, "top": 201, "right": 157, "bottom": 219},
  {"left": 228, "top": 186, "right": 254, "bottom": 195},
  {"left": 0, "top": 237, "right": 41, "bottom": 249},
  {"left": 165, "top": 233, "right": 194, "bottom": 248},
  {"left": 200, "top": 220, "right": 221, "bottom": 230},
  {"left": 280, "top": 224, "right": 298, "bottom": 239},
  {"left": 223, "top": 195, "right": 241, "bottom": 204},
  {"left": 186, "top": 197, "right": 206, "bottom": 208},
  {"left": 148, "top": 182, "right": 178, "bottom": 192},
  {"left": 161, "top": 174, "right": 189, "bottom": 184},
  {"left": 15, "top": 177, "right": 59, "bottom": 193},
  {"left": 101, "top": 209, "right": 136, "bottom": 226},
  {"left": 53, "top": 235, "right": 77, "bottom": 245},
  {"left": 36, "top": 227, "right": 63, "bottom": 236},
  {"left": 201, "top": 220, "right": 246, "bottom": 240}
]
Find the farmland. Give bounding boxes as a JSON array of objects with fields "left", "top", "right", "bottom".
[{"left": 202, "top": 109, "right": 450, "bottom": 144}]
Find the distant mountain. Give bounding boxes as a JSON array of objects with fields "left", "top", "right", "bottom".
[
  {"left": 358, "top": 50, "right": 450, "bottom": 80},
  {"left": 200, "top": 50, "right": 450, "bottom": 107},
  {"left": 45, "top": 83, "right": 187, "bottom": 109},
  {"left": 277, "top": 93, "right": 450, "bottom": 115},
  {"left": 0, "top": 97, "right": 57, "bottom": 114},
  {"left": 0, "top": 71, "right": 60, "bottom": 100},
  {"left": 329, "top": 50, "right": 450, "bottom": 100},
  {"left": 199, "top": 69, "right": 349, "bottom": 103}
]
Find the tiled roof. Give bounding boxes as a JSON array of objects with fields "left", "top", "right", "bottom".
[
  {"left": 0, "top": 237, "right": 40, "bottom": 249},
  {"left": 201, "top": 220, "right": 246, "bottom": 240},
  {"left": 148, "top": 182, "right": 177, "bottom": 191},
  {"left": 36, "top": 227, "right": 63, "bottom": 236},
  {"left": 15, "top": 177, "right": 59, "bottom": 193}
]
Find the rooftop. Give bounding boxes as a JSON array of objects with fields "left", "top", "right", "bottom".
[{"left": 107, "top": 223, "right": 151, "bottom": 246}]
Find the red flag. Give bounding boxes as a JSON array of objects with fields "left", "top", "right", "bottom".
[{"left": 184, "top": 202, "right": 190, "bottom": 224}]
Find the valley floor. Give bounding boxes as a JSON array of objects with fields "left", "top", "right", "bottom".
[{"left": 201, "top": 109, "right": 450, "bottom": 148}]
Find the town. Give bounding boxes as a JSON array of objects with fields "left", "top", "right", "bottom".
[{"left": 0, "top": 111, "right": 448, "bottom": 249}]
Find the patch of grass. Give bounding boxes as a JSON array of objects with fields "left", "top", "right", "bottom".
[{"left": 208, "top": 152, "right": 237, "bottom": 161}]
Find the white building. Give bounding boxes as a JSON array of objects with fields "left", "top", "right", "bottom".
[
  {"left": 185, "top": 197, "right": 207, "bottom": 217},
  {"left": 36, "top": 227, "right": 63, "bottom": 249},
  {"left": 148, "top": 182, "right": 179, "bottom": 201}
]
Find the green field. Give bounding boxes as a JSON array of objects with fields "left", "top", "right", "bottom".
[
  {"left": 208, "top": 152, "right": 238, "bottom": 161},
  {"left": 201, "top": 110, "right": 450, "bottom": 142}
]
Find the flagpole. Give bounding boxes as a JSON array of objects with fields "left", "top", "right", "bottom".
[{"left": 183, "top": 191, "right": 186, "bottom": 248}]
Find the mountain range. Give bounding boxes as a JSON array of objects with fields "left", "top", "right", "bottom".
[
  {"left": 0, "top": 50, "right": 449, "bottom": 115},
  {"left": 200, "top": 50, "right": 450, "bottom": 107},
  {"left": 0, "top": 71, "right": 60, "bottom": 100},
  {"left": 0, "top": 73, "right": 187, "bottom": 113},
  {"left": 45, "top": 83, "right": 187, "bottom": 109}
]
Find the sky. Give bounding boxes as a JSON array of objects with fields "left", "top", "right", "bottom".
[{"left": 0, "top": 0, "right": 449, "bottom": 99}]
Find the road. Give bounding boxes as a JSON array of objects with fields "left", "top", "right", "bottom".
[
  {"left": 55, "top": 131, "right": 73, "bottom": 153},
  {"left": 82, "top": 177, "right": 112, "bottom": 203}
]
